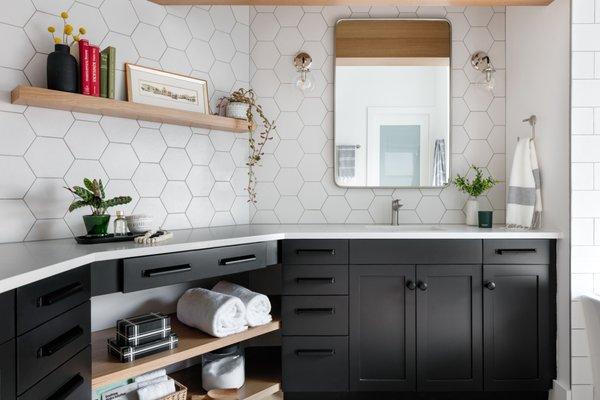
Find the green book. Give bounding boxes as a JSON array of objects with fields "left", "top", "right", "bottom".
[
  {"left": 99, "top": 48, "right": 108, "bottom": 98},
  {"left": 101, "top": 46, "right": 116, "bottom": 99}
]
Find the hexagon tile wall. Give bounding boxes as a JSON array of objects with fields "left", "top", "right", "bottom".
[
  {"left": 0, "top": 1, "right": 251, "bottom": 243},
  {"left": 248, "top": 6, "right": 507, "bottom": 225}
]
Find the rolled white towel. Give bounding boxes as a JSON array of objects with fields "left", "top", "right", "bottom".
[
  {"left": 212, "top": 281, "right": 272, "bottom": 327},
  {"left": 134, "top": 369, "right": 166, "bottom": 383},
  {"left": 137, "top": 375, "right": 168, "bottom": 388},
  {"left": 177, "top": 288, "right": 247, "bottom": 337},
  {"left": 137, "top": 379, "right": 176, "bottom": 400}
]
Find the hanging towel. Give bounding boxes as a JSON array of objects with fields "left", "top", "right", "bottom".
[
  {"left": 212, "top": 281, "right": 272, "bottom": 327},
  {"left": 506, "top": 138, "right": 542, "bottom": 229},
  {"left": 136, "top": 379, "right": 176, "bottom": 400},
  {"left": 337, "top": 145, "right": 356, "bottom": 179},
  {"left": 432, "top": 139, "right": 447, "bottom": 186},
  {"left": 177, "top": 288, "right": 247, "bottom": 338}
]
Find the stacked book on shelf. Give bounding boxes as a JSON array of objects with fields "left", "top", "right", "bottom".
[{"left": 79, "top": 39, "right": 115, "bottom": 98}]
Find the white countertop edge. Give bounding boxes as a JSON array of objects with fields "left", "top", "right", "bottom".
[{"left": 0, "top": 225, "right": 561, "bottom": 293}]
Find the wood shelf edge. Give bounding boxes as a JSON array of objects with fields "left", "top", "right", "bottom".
[{"left": 10, "top": 86, "right": 249, "bottom": 133}]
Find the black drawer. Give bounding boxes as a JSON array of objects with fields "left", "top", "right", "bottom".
[
  {"left": 123, "top": 242, "right": 268, "bottom": 293},
  {"left": 283, "top": 336, "right": 348, "bottom": 392},
  {"left": 18, "top": 346, "right": 90, "bottom": 400},
  {"left": 283, "top": 265, "right": 348, "bottom": 295},
  {"left": 349, "top": 240, "right": 482, "bottom": 264},
  {"left": 282, "top": 296, "right": 348, "bottom": 336},
  {"left": 484, "top": 240, "right": 552, "bottom": 264},
  {"left": 17, "top": 266, "right": 90, "bottom": 335},
  {"left": 0, "top": 339, "right": 15, "bottom": 399},
  {"left": 0, "top": 290, "right": 15, "bottom": 344},
  {"left": 17, "top": 301, "right": 90, "bottom": 394},
  {"left": 283, "top": 240, "right": 348, "bottom": 265}
]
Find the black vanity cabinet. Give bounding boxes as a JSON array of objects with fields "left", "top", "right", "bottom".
[{"left": 0, "top": 290, "right": 16, "bottom": 399}]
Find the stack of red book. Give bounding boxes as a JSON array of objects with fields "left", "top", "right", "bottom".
[{"left": 79, "top": 39, "right": 100, "bottom": 96}]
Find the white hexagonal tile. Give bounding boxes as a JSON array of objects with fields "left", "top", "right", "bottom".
[
  {"left": 211, "top": 211, "right": 234, "bottom": 227},
  {"left": 32, "top": 0, "right": 74, "bottom": 14},
  {"left": 23, "top": 107, "right": 72, "bottom": 138},
  {"left": 252, "top": 13, "right": 280, "bottom": 41},
  {"left": 488, "top": 41, "right": 505, "bottom": 69},
  {"left": 464, "top": 85, "right": 494, "bottom": 111},
  {"left": 487, "top": 126, "right": 505, "bottom": 153},
  {"left": 160, "top": 148, "right": 192, "bottom": 180},
  {"left": 344, "top": 188, "right": 374, "bottom": 209},
  {"left": 160, "top": 48, "right": 192, "bottom": 75},
  {"left": 321, "top": 6, "right": 351, "bottom": 26},
  {"left": 131, "top": 0, "right": 166, "bottom": 26},
  {"left": 451, "top": 126, "right": 469, "bottom": 154},
  {"left": 274, "top": 140, "right": 303, "bottom": 167},
  {"left": 487, "top": 153, "right": 505, "bottom": 181},
  {"left": 272, "top": 196, "right": 302, "bottom": 223},
  {"left": 230, "top": 196, "right": 250, "bottom": 224},
  {"left": 452, "top": 98, "right": 470, "bottom": 125},
  {"left": 254, "top": 153, "right": 280, "bottom": 182},
  {"left": 0, "top": 0, "right": 34, "bottom": 26},
  {"left": 274, "top": 27, "right": 303, "bottom": 56},
  {"left": 0, "top": 156, "right": 34, "bottom": 198},
  {"left": 209, "top": 181, "right": 235, "bottom": 211},
  {"left": 186, "top": 39, "right": 215, "bottom": 72},
  {"left": 132, "top": 23, "right": 166, "bottom": 60},
  {"left": 441, "top": 209, "right": 466, "bottom": 224},
  {"left": 208, "top": 131, "right": 234, "bottom": 152},
  {"left": 101, "top": 0, "right": 138, "bottom": 35},
  {"left": 158, "top": 124, "right": 191, "bottom": 148},
  {"left": 0, "top": 200, "right": 34, "bottom": 242},
  {"left": 491, "top": 69, "right": 505, "bottom": 97},
  {"left": 274, "top": 6, "right": 303, "bottom": 27},
  {"left": 25, "top": 178, "right": 72, "bottom": 218},
  {"left": 231, "top": 52, "right": 249, "bottom": 82},
  {"left": 0, "top": 24, "right": 34, "bottom": 70},
  {"left": 186, "top": 165, "right": 214, "bottom": 196},
  {"left": 161, "top": 181, "right": 192, "bottom": 213},
  {"left": 209, "top": 61, "right": 235, "bottom": 92},
  {"left": 451, "top": 154, "right": 470, "bottom": 177},
  {"left": 298, "top": 13, "right": 327, "bottom": 41},
  {"left": 25, "top": 137, "right": 73, "bottom": 177},
  {"left": 273, "top": 57, "right": 293, "bottom": 83},
  {"left": 322, "top": 167, "right": 346, "bottom": 196},
  {"left": 209, "top": 152, "right": 235, "bottom": 181},
  {"left": 99, "top": 116, "right": 139, "bottom": 143},
  {"left": 464, "top": 112, "right": 493, "bottom": 139},
  {"left": 440, "top": 184, "right": 469, "bottom": 210},
  {"left": 229, "top": 167, "right": 248, "bottom": 195},
  {"left": 464, "top": 27, "right": 494, "bottom": 53},
  {"left": 276, "top": 112, "right": 303, "bottom": 139},
  {"left": 69, "top": 2, "right": 109, "bottom": 45},
  {"left": 296, "top": 181, "right": 326, "bottom": 209},
  {"left": 186, "top": 134, "right": 214, "bottom": 165},
  {"left": 210, "top": 6, "right": 236, "bottom": 33},
  {"left": 463, "top": 140, "right": 493, "bottom": 167},
  {"left": 274, "top": 168, "right": 303, "bottom": 195},
  {"left": 230, "top": 137, "right": 249, "bottom": 167},
  {"left": 452, "top": 41, "right": 470, "bottom": 69},
  {"left": 132, "top": 163, "right": 167, "bottom": 197},
  {"left": 298, "top": 153, "right": 326, "bottom": 181},
  {"left": 487, "top": 13, "right": 505, "bottom": 40},
  {"left": 101, "top": 32, "right": 140, "bottom": 67},
  {"left": 231, "top": 23, "right": 249, "bottom": 54},
  {"left": 65, "top": 121, "right": 108, "bottom": 159},
  {"left": 209, "top": 30, "right": 236, "bottom": 62},
  {"left": 464, "top": 7, "right": 494, "bottom": 26},
  {"left": 251, "top": 42, "right": 280, "bottom": 69},
  {"left": 132, "top": 128, "right": 167, "bottom": 162},
  {"left": 298, "top": 209, "right": 324, "bottom": 223},
  {"left": 322, "top": 196, "right": 350, "bottom": 223},
  {"left": 0, "top": 67, "right": 28, "bottom": 113},
  {"left": 368, "top": 6, "right": 399, "bottom": 17},
  {"left": 298, "top": 98, "right": 326, "bottom": 125},
  {"left": 133, "top": 197, "right": 167, "bottom": 228},
  {"left": 25, "top": 219, "right": 72, "bottom": 241},
  {"left": 416, "top": 6, "right": 446, "bottom": 17},
  {"left": 344, "top": 209, "right": 372, "bottom": 224},
  {"left": 300, "top": 41, "right": 327, "bottom": 69},
  {"left": 487, "top": 182, "right": 505, "bottom": 210},
  {"left": 64, "top": 160, "right": 108, "bottom": 187},
  {"left": 160, "top": 14, "right": 192, "bottom": 50},
  {"left": 255, "top": 182, "right": 279, "bottom": 210},
  {"left": 452, "top": 69, "right": 469, "bottom": 98},
  {"left": 162, "top": 213, "right": 192, "bottom": 230},
  {"left": 251, "top": 70, "right": 280, "bottom": 97},
  {"left": 165, "top": 5, "right": 190, "bottom": 18},
  {"left": 24, "top": 11, "right": 61, "bottom": 55},
  {"left": 186, "top": 197, "right": 214, "bottom": 227},
  {"left": 415, "top": 196, "right": 445, "bottom": 223},
  {"left": 487, "top": 97, "right": 505, "bottom": 124},
  {"left": 298, "top": 125, "right": 327, "bottom": 153},
  {"left": 390, "top": 189, "right": 422, "bottom": 209},
  {"left": 186, "top": 7, "right": 214, "bottom": 40},
  {"left": 446, "top": 12, "right": 469, "bottom": 41},
  {"left": 100, "top": 143, "right": 139, "bottom": 179},
  {"left": 0, "top": 112, "right": 34, "bottom": 156}
]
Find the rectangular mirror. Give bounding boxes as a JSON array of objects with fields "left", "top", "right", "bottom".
[{"left": 334, "top": 19, "right": 451, "bottom": 188}]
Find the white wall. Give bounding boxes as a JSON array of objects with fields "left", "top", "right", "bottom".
[{"left": 506, "top": 0, "right": 571, "bottom": 397}]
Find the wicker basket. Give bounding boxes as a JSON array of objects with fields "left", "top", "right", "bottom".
[{"left": 161, "top": 380, "right": 187, "bottom": 400}]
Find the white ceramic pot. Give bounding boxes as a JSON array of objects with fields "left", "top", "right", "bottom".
[
  {"left": 125, "top": 214, "right": 154, "bottom": 234},
  {"left": 465, "top": 198, "right": 479, "bottom": 226},
  {"left": 226, "top": 102, "right": 249, "bottom": 120}
]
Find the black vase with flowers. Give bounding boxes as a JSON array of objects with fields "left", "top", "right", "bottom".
[{"left": 47, "top": 43, "right": 78, "bottom": 93}]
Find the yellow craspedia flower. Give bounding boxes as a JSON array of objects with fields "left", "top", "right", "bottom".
[
  {"left": 60, "top": 11, "right": 69, "bottom": 19},
  {"left": 73, "top": 34, "right": 80, "bottom": 42},
  {"left": 79, "top": 27, "right": 86, "bottom": 35},
  {"left": 47, "top": 26, "right": 55, "bottom": 33},
  {"left": 64, "top": 24, "right": 73, "bottom": 35},
  {"left": 54, "top": 37, "right": 62, "bottom": 44}
]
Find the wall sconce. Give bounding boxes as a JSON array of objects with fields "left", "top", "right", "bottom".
[
  {"left": 470, "top": 51, "right": 495, "bottom": 91},
  {"left": 293, "top": 52, "right": 313, "bottom": 92}
]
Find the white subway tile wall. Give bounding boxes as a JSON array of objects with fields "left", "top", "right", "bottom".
[
  {"left": 0, "top": 2, "right": 251, "bottom": 242},
  {"left": 248, "top": 6, "right": 507, "bottom": 224},
  {"left": 572, "top": 0, "right": 600, "bottom": 396}
]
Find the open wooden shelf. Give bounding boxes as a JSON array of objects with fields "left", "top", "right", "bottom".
[
  {"left": 11, "top": 86, "right": 249, "bottom": 133},
  {"left": 91, "top": 316, "right": 281, "bottom": 389}
]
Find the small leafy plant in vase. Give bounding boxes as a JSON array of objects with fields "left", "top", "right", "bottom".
[
  {"left": 65, "top": 178, "right": 132, "bottom": 236},
  {"left": 453, "top": 166, "right": 498, "bottom": 226}
]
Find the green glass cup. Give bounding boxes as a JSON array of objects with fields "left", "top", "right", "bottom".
[{"left": 478, "top": 211, "right": 493, "bottom": 228}]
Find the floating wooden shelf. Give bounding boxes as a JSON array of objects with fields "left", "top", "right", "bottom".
[
  {"left": 152, "top": 0, "right": 551, "bottom": 5},
  {"left": 11, "top": 86, "right": 249, "bottom": 133},
  {"left": 91, "top": 316, "right": 281, "bottom": 389}
]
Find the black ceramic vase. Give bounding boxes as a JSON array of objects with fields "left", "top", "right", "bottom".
[{"left": 47, "top": 44, "right": 78, "bottom": 93}]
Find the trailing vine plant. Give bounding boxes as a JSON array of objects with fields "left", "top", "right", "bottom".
[{"left": 219, "top": 88, "right": 276, "bottom": 203}]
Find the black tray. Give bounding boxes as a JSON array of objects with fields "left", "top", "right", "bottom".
[{"left": 74, "top": 233, "right": 141, "bottom": 244}]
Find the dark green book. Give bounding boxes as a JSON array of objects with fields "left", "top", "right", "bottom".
[
  {"left": 101, "top": 46, "right": 116, "bottom": 99},
  {"left": 100, "top": 48, "right": 108, "bottom": 98}
]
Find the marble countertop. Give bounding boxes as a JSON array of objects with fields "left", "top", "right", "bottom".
[{"left": 0, "top": 224, "right": 561, "bottom": 293}]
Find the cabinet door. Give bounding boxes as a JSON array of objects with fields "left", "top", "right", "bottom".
[
  {"left": 416, "top": 265, "right": 482, "bottom": 391},
  {"left": 349, "top": 265, "right": 415, "bottom": 391},
  {"left": 0, "top": 339, "right": 16, "bottom": 399},
  {"left": 483, "top": 265, "right": 553, "bottom": 391}
]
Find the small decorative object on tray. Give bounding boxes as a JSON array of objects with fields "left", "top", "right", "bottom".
[
  {"left": 126, "top": 214, "right": 154, "bottom": 234},
  {"left": 108, "top": 333, "right": 178, "bottom": 362},
  {"left": 74, "top": 232, "right": 139, "bottom": 245},
  {"left": 116, "top": 312, "right": 172, "bottom": 346},
  {"left": 134, "top": 230, "right": 174, "bottom": 244}
]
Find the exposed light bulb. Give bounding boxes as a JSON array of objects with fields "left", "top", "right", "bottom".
[
  {"left": 484, "top": 68, "right": 495, "bottom": 91},
  {"left": 296, "top": 69, "right": 314, "bottom": 92}
]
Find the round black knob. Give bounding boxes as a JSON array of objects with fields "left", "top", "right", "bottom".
[
  {"left": 485, "top": 281, "right": 496, "bottom": 290},
  {"left": 406, "top": 280, "right": 416, "bottom": 290},
  {"left": 417, "top": 281, "right": 428, "bottom": 291}
]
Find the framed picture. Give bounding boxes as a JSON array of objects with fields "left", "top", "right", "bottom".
[{"left": 125, "top": 63, "right": 210, "bottom": 114}]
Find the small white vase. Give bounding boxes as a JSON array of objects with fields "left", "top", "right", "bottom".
[
  {"left": 465, "top": 198, "right": 479, "bottom": 226},
  {"left": 226, "top": 102, "right": 249, "bottom": 119}
]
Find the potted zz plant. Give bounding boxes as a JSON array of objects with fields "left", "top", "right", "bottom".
[
  {"left": 65, "top": 178, "right": 132, "bottom": 236},
  {"left": 453, "top": 166, "right": 498, "bottom": 226}
]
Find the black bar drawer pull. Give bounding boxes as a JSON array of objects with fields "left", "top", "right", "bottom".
[
  {"left": 37, "top": 282, "right": 83, "bottom": 307},
  {"left": 38, "top": 326, "right": 83, "bottom": 358},
  {"left": 296, "top": 349, "right": 335, "bottom": 357},
  {"left": 47, "top": 373, "right": 84, "bottom": 400},
  {"left": 295, "top": 277, "right": 335, "bottom": 284},
  {"left": 296, "top": 249, "right": 336, "bottom": 256},
  {"left": 220, "top": 255, "right": 257, "bottom": 265},
  {"left": 143, "top": 264, "right": 192, "bottom": 277},
  {"left": 295, "top": 307, "right": 335, "bottom": 315},
  {"left": 495, "top": 248, "right": 537, "bottom": 255}
]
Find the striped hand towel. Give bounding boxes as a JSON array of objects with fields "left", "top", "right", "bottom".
[
  {"left": 337, "top": 145, "right": 357, "bottom": 179},
  {"left": 506, "top": 138, "right": 542, "bottom": 229}
]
